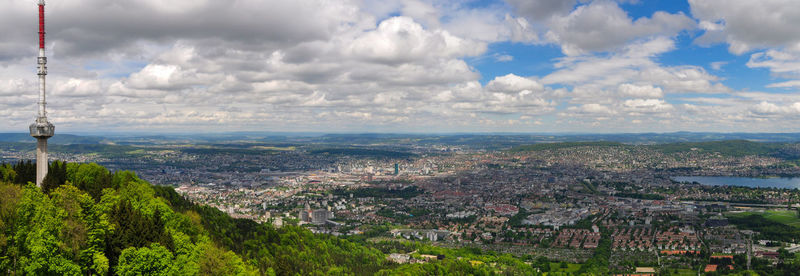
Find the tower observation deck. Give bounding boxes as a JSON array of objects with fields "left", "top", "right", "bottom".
[{"left": 29, "top": 0, "right": 54, "bottom": 186}]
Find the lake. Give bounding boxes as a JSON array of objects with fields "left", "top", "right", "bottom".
[{"left": 672, "top": 176, "right": 800, "bottom": 189}]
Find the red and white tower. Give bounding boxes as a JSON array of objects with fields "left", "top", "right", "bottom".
[{"left": 29, "top": 0, "right": 54, "bottom": 187}]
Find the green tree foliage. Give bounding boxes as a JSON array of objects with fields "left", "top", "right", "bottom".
[
  {"left": 0, "top": 182, "right": 22, "bottom": 271},
  {"left": 198, "top": 243, "right": 257, "bottom": 276},
  {"left": 111, "top": 170, "right": 139, "bottom": 190},
  {"left": 41, "top": 160, "right": 67, "bottom": 194},
  {"left": 116, "top": 244, "right": 175, "bottom": 276},
  {"left": 188, "top": 202, "right": 390, "bottom": 275},
  {"left": 67, "top": 163, "right": 112, "bottom": 200},
  {"left": 575, "top": 230, "right": 611, "bottom": 275},
  {"left": 0, "top": 163, "right": 17, "bottom": 183},
  {"left": 50, "top": 184, "right": 111, "bottom": 274},
  {"left": 377, "top": 259, "right": 496, "bottom": 275},
  {"left": 9, "top": 184, "right": 82, "bottom": 275},
  {"left": 727, "top": 214, "right": 800, "bottom": 242},
  {"left": 105, "top": 200, "right": 173, "bottom": 269},
  {"left": 0, "top": 163, "right": 256, "bottom": 275},
  {"left": 533, "top": 256, "right": 550, "bottom": 272},
  {"left": 12, "top": 160, "right": 35, "bottom": 185}
]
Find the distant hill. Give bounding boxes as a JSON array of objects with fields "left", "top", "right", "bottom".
[
  {"left": 510, "top": 140, "right": 797, "bottom": 158},
  {"left": 650, "top": 140, "right": 785, "bottom": 157},
  {"left": 0, "top": 133, "right": 104, "bottom": 144},
  {"left": 3, "top": 131, "right": 800, "bottom": 148},
  {"left": 509, "top": 141, "right": 625, "bottom": 152}
]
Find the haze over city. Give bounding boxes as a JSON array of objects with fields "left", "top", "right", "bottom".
[{"left": 0, "top": 0, "right": 798, "bottom": 133}]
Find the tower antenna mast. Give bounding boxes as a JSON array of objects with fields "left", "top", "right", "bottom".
[{"left": 30, "top": 0, "right": 55, "bottom": 187}]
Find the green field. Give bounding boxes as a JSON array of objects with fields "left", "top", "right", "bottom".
[
  {"left": 728, "top": 210, "right": 800, "bottom": 228},
  {"left": 673, "top": 269, "right": 697, "bottom": 275}
]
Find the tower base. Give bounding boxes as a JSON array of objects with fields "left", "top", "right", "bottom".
[
  {"left": 30, "top": 118, "right": 53, "bottom": 187},
  {"left": 35, "top": 138, "right": 49, "bottom": 186}
]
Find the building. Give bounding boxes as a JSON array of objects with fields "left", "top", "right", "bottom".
[
  {"left": 312, "top": 209, "right": 332, "bottom": 225},
  {"left": 299, "top": 202, "right": 312, "bottom": 223}
]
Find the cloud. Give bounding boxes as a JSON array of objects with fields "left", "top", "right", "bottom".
[
  {"left": 442, "top": 9, "right": 539, "bottom": 43},
  {"left": 1, "top": 0, "right": 372, "bottom": 61},
  {"left": 567, "top": 103, "right": 615, "bottom": 115},
  {"left": 1, "top": 0, "right": 565, "bottom": 133},
  {"left": 348, "top": 16, "right": 485, "bottom": 64},
  {"left": 505, "top": 0, "right": 576, "bottom": 21},
  {"left": 689, "top": 1, "right": 800, "bottom": 96},
  {"left": 1, "top": 0, "right": 798, "bottom": 133},
  {"left": 449, "top": 75, "right": 555, "bottom": 115},
  {"left": 504, "top": 0, "right": 695, "bottom": 55},
  {"left": 618, "top": 84, "right": 663, "bottom": 98},
  {"left": 544, "top": 1, "right": 695, "bottom": 55},
  {"left": 710, "top": 61, "right": 727, "bottom": 71},
  {"left": 0, "top": 79, "right": 30, "bottom": 97},
  {"left": 747, "top": 50, "right": 800, "bottom": 78},
  {"left": 745, "top": 49, "right": 800, "bottom": 88},
  {"left": 494, "top": 54, "right": 514, "bottom": 62},
  {"left": 486, "top": 74, "right": 544, "bottom": 93},
  {"left": 543, "top": 37, "right": 728, "bottom": 95},
  {"left": 622, "top": 98, "right": 674, "bottom": 113},
  {"left": 690, "top": 0, "right": 800, "bottom": 54},
  {"left": 750, "top": 101, "right": 800, "bottom": 116},
  {"left": 767, "top": 80, "right": 800, "bottom": 89}
]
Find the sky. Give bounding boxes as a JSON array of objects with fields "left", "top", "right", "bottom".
[{"left": 1, "top": 0, "right": 800, "bottom": 133}]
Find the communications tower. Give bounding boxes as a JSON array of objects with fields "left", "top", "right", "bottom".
[{"left": 29, "top": 0, "right": 54, "bottom": 187}]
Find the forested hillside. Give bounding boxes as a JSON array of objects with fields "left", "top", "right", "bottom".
[{"left": 0, "top": 162, "right": 536, "bottom": 275}]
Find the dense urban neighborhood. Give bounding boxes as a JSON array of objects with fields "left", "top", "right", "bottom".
[{"left": 3, "top": 135, "right": 800, "bottom": 274}]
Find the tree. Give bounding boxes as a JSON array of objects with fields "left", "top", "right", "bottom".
[
  {"left": 0, "top": 163, "right": 16, "bottom": 183},
  {"left": 198, "top": 243, "right": 256, "bottom": 276},
  {"left": 11, "top": 184, "right": 82, "bottom": 275},
  {"left": 778, "top": 248, "right": 792, "bottom": 263},
  {"left": 50, "top": 184, "right": 111, "bottom": 275},
  {"left": 12, "top": 160, "right": 35, "bottom": 185},
  {"left": 105, "top": 199, "right": 173, "bottom": 268},
  {"left": 534, "top": 257, "right": 550, "bottom": 272},
  {"left": 68, "top": 163, "right": 112, "bottom": 200},
  {"left": 116, "top": 244, "right": 175, "bottom": 276},
  {"left": 0, "top": 182, "right": 22, "bottom": 272},
  {"left": 41, "top": 160, "right": 67, "bottom": 194}
]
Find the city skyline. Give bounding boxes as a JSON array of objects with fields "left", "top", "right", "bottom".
[{"left": 1, "top": 0, "right": 799, "bottom": 133}]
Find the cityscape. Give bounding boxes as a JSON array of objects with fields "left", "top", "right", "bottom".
[
  {"left": 3, "top": 134, "right": 800, "bottom": 274},
  {"left": 2, "top": 0, "right": 800, "bottom": 275}
]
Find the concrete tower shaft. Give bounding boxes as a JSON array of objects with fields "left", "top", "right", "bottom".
[{"left": 30, "top": 0, "right": 54, "bottom": 186}]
